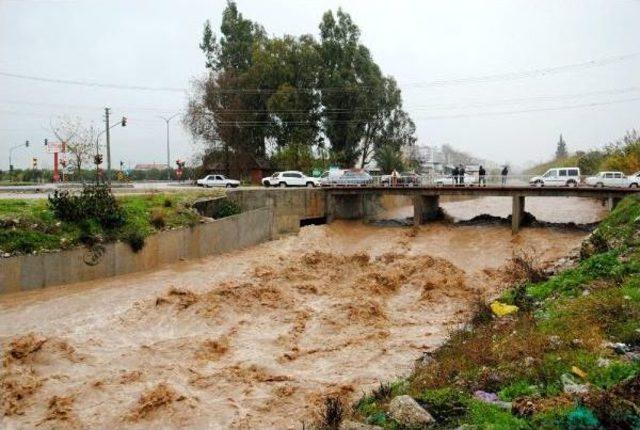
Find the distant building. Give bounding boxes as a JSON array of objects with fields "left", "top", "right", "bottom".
[{"left": 133, "top": 163, "right": 169, "bottom": 171}]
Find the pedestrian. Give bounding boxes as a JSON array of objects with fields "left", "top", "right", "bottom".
[
  {"left": 391, "top": 169, "right": 399, "bottom": 187},
  {"left": 501, "top": 165, "right": 509, "bottom": 186},
  {"left": 478, "top": 165, "right": 486, "bottom": 187},
  {"left": 452, "top": 165, "right": 459, "bottom": 186},
  {"left": 459, "top": 164, "right": 465, "bottom": 186}
]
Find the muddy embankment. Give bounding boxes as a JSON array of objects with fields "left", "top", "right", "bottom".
[{"left": 0, "top": 197, "right": 605, "bottom": 429}]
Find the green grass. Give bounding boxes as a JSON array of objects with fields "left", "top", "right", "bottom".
[
  {"left": 0, "top": 190, "right": 225, "bottom": 255},
  {"left": 349, "top": 195, "right": 640, "bottom": 430}
]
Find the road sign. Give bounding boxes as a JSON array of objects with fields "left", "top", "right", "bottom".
[{"left": 45, "top": 142, "right": 64, "bottom": 154}]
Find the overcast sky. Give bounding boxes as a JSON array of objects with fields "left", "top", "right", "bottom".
[{"left": 1, "top": 0, "right": 639, "bottom": 171}]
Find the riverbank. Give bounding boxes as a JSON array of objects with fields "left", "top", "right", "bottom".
[
  {"left": 0, "top": 190, "right": 225, "bottom": 256},
  {"left": 344, "top": 195, "right": 640, "bottom": 430}
]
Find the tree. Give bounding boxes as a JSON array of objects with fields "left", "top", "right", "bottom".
[
  {"left": 50, "top": 116, "right": 96, "bottom": 182},
  {"left": 556, "top": 134, "right": 568, "bottom": 159},
  {"left": 318, "top": 9, "right": 383, "bottom": 167},
  {"left": 374, "top": 144, "right": 404, "bottom": 174}
]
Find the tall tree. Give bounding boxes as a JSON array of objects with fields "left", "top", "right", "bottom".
[
  {"left": 556, "top": 134, "right": 568, "bottom": 159},
  {"left": 318, "top": 9, "right": 383, "bottom": 167}
]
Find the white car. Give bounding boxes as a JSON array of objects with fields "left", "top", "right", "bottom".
[
  {"left": 262, "top": 171, "right": 320, "bottom": 188},
  {"left": 585, "top": 171, "right": 628, "bottom": 188},
  {"left": 627, "top": 172, "right": 640, "bottom": 188},
  {"left": 435, "top": 174, "right": 475, "bottom": 186},
  {"left": 529, "top": 167, "right": 581, "bottom": 187},
  {"left": 319, "top": 169, "right": 346, "bottom": 186},
  {"left": 197, "top": 174, "right": 240, "bottom": 188}
]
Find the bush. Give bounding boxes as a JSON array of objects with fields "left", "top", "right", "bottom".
[
  {"left": 213, "top": 199, "right": 241, "bottom": 219},
  {"left": 150, "top": 210, "right": 166, "bottom": 229},
  {"left": 48, "top": 185, "right": 125, "bottom": 229},
  {"left": 124, "top": 230, "right": 145, "bottom": 253}
]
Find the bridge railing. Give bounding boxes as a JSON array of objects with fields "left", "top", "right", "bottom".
[{"left": 329, "top": 174, "right": 606, "bottom": 188}]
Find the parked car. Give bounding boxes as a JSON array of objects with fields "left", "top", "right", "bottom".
[
  {"left": 380, "top": 172, "right": 421, "bottom": 186},
  {"left": 627, "top": 172, "right": 640, "bottom": 188},
  {"left": 333, "top": 170, "right": 373, "bottom": 186},
  {"left": 196, "top": 174, "right": 240, "bottom": 188},
  {"left": 434, "top": 174, "right": 475, "bottom": 186},
  {"left": 529, "top": 167, "right": 581, "bottom": 187},
  {"left": 585, "top": 171, "right": 628, "bottom": 188},
  {"left": 319, "top": 169, "right": 346, "bottom": 187},
  {"left": 261, "top": 171, "right": 319, "bottom": 187}
]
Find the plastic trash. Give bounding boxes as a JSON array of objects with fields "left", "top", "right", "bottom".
[
  {"left": 561, "top": 374, "right": 589, "bottom": 394},
  {"left": 571, "top": 366, "right": 587, "bottom": 379},
  {"left": 490, "top": 301, "right": 519, "bottom": 317},
  {"left": 473, "top": 391, "right": 512, "bottom": 410}
]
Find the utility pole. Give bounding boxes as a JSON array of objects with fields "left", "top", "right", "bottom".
[
  {"left": 105, "top": 107, "right": 111, "bottom": 184},
  {"left": 159, "top": 113, "right": 180, "bottom": 181}
]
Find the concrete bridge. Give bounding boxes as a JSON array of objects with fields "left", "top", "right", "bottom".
[
  {"left": 222, "top": 186, "right": 637, "bottom": 235},
  {"left": 324, "top": 186, "right": 637, "bottom": 233}
]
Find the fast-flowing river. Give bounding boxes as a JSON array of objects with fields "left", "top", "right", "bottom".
[{"left": 0, "top": 197, "right": 606, "bottom": 429}]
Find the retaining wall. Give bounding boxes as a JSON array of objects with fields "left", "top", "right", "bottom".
[{"left": 0, "top": 207, "right": 274, "bottom": 294}]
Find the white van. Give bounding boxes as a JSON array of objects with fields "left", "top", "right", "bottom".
[
  {"left": 585, "top": 171, "right": 628, "bottom": 188},
  {"left": 529, "top": 167, "right": 581, "bottom": 187}
]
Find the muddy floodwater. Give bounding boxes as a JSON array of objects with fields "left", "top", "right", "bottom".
[{"left": 0, "top": 197, "right": 605, "bottom": 429}]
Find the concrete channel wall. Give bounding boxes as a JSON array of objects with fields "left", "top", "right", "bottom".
[
  {"left": 0, "top": 207, "right": 274, "bottom": 295},
  {"left": 225, "top": 188, "right": 327, "bottom": 234}
]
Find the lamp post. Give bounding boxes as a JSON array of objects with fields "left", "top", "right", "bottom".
[
  {"left": 159, "top": 113, "right": 180, "bottom": 181},
  {"left": 8, "top": 140, "right": 29, "bottom": 182}
]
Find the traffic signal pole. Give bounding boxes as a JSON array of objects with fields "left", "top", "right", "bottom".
[{"left": 105, "top": 107, "right": 111, "bottom": 184}]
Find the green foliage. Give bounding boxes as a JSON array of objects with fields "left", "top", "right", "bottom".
[
  {"left": 48, "top": 185, "right": 125, "bottom": 229},
  {"left": 124, "top": 230, "right": 146, "bottom": 253},
  {"left": 497, "top": 380, "right": 539, "bottom": 401},
  {"left": 465, "top": 400, "right": 530, "bottom": 429},
  {"left": 373, "top": 145, "right": 404, "bottom": 174},
  {"left": 415, "top": 387, "right": 470, "bottom": 425},
  {"left": 213, "top": 199, "right": 241, "bottom": 219},
  {"left": 189, "top": 3, "right": 416, "bottom": 172},
  {"left": 556, "top": 134, "right": 568, "bottom": 159}
]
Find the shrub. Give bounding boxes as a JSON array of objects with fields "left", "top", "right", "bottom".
[
  {"left": 416, "top": 387, "right": 470, "bottom": 425},
  {"left": 213, "top": 199, "right": 241, "bottom": 219},
  {"left": 163, "top": 198, "right": 173, "bottom": 208},
  {"left": 48, "top": 185, "right": 125, "bottom": 229},
  {"left": 150, "top": 210, "right": 166, "bottom": 229},
  {"left": 124, "top": 230, "right": 145, "bottom": 253}
]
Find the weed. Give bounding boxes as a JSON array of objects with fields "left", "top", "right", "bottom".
[
  {"left": 213, "top": 199, "right": 241, "bottom": 219},
  {"left": 318, "top": 397, "right": 343, "bottom": 430},
  {"left": 150, "top": 209, "right": 166, "bottom": 229},
  {"left": 371, "top": 382, "right": 392, "bottom": 402},
  {"left": 470, "top": 299, "right": 493, "bottom": 326},
  {"left": 124, "top": 230, "right": 146, "bottom": 253},
  {"left": 163, "top": 198, "right": 173, "bottom": 208}
]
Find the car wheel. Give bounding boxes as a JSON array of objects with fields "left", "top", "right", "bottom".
[
  {"left": 279, "top": 182, "right": 287, "bottom": 188},
  {"left": 306, "top": 182, "right": 314, "bottom": 188},
  {"left": 630, "top": 183, "right": 638, "bottom": 188},
  {"left": 225, "top": 183, "right": 231, "bottom": 188},
  {"left": 566, "top": 180, "right": 577, "bottom": 188},
  {"left": 263, "top": 182, "right": 270, "bottom": 187},
  {"left": 596, "top": 182, "right": 604, "bottom": 188},
  {"left": 535, "top": 180, "right": 544, "bottom": 187}
]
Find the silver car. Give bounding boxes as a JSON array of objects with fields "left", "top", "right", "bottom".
[{"left": 333, "top": 170, "right": 373, "bottom": 186}]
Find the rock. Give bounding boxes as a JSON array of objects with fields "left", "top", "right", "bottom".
[
  {"left": 524, "top": 356, "right": 535, "bottom": 367},
  {"left": 596, "top": 357, "right": 611, "bottom": 367},
  {"left": 473, "top": 390, "right": 511, "bottom": 410},
  {"left": 388, "top": 395, "right": 435, "bottom": 428},
  {"left": 548, "top": 335, "right": 562, "bottom": 348},
  {"left": 561, "top": 374, "right": 589, "bottom": 394},
  {"left": 340, "top": 420, "right": 383, "bottom": 430}
]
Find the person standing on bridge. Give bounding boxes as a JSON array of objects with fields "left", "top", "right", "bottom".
[
  {"left": 452, "top": 165, "right": 459, "bottom": 186},
  {"left": 501, "top": 166, "right": 509, "bottom": 186},
  {"left": 459, "top": 164, "right": 466, "bottom": 186},
  {"left": 478, "top": 165, "right": 486, "bottom": 187}
]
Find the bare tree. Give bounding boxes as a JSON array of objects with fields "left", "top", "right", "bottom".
[{"left": 51, "top": 116, "right": 96, "bottom": 182}]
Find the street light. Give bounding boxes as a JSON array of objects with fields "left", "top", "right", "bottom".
[
  {"left": 8, "top": 140, "right": 29, "bottom": 182},
  {"left": 159, "top": 113, "right": 180, "bottom": 181}
]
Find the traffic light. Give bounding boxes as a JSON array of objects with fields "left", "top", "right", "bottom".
[
  {"left": 121, "top": 117, "right": 127, "bottom": 127},
  {"left": 44, "top": 138, "right": 48, "bottom": 146},
  {"left": 25, "top": 140, "right": 29, "bottom": 148},
  {"left": 94, "top": 154, "right": 103, "bottom": 165},
  {"left": 32, "top": 158, "right": 38, "bottom": 169}
]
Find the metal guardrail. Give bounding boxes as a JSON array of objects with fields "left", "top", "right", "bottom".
[{"left": 322, "top": 174, "right": 638, "bottom": 189}]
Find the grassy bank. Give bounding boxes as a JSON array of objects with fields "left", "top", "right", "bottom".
[
  {"left": 0, "top": 190, "right": 227, "bottom": 255},
  {"left": 348, "top": 195, "right": 640, "bottom": 429}
]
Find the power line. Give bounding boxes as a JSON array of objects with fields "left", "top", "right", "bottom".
[{"left": 1, "top": 51, "right": 638, "bottom": 94}]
